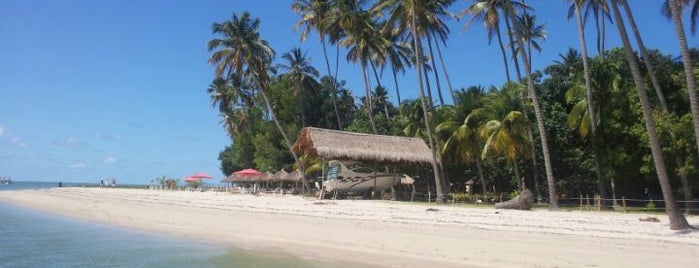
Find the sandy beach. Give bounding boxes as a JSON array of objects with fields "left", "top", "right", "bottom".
[{"left": 0, "top": 187, "right": 697, "bottom": 267}]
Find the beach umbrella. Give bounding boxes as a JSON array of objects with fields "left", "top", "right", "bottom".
[
  {"left": 233, "top": 168, "right": 265, "bottom": 177},
  {"left": 184, "top": 176, "right": 200, "bottom": 182},
  {"left": 190, "top": 172, "right": 213, "bottom": 179}
]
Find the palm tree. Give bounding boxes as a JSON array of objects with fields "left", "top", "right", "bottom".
[
  {"left": 374, "top": 0, "right": 456, "bottom": 106},
  {"left": 208, "top": 12, "right": 309, "bottom": 191},
  {"left": 569, "top": 0, "right": 610, "bottom": 205},
  {"left": 663, "top": 0, "right": 699, "bottom": 34},
  {"left": 567, "top": 0, "right": 612, "bottom": 58},
  {"left": 511, "top": 7, "right": 559, "bottom": 210},
  {"left": 278, "top": 48, "right": 320, "bottom": 127},
  {"left": 512, "top": 13, "right": 545, "bottom": 71},
  {"left": 480, "top": 110, "right": 532, "bottom": 190},
  {"left": 617, "top": 0, "right": 669, "bottom": 112},
  {"left": 373, "top": 85, "right": 392, "bottom": 119},
  {"left": 610, "top": 0, "right": 689, "bottom": 230},
  {"left": 406, "top": 0, "right": 449, "bottom": 203},
  {"left": 460, "top": 0, "right": 512, "bottom": 82},
  {"left": 440, "top": 107, "right": 491, "bottom": 197},
  {"left": 666, "top": 0, "right": 699, "bottom": 159},
  {"left": 292, "top": 0, "right": 344, "bottom": 129}
]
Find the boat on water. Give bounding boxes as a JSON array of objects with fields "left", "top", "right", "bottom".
[
  {"left": 323, "top": 160, "right": 401, "bottom": 193},
  {"left": 0, "top": 177, "right": 12, "bottom": 185}
]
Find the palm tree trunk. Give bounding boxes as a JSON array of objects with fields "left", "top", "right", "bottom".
[
  {"left": 361, "top": 63, "right": 378, "bottom": 134},
  {"left": 504, "top": 13, "right": 524, "bottom": 81},
  {"left": 334, "top": 44, "right": 343, "bottom": 130},
  {"left": 495, "top": 26, "right": 512, "bottom": 82},
  {"left": 422, "top": 63, "right": 435, "bottom": 107},
  {"left": 426, "top": 33, "right": 445, "bottom": 106},
  {"left": 668, "top": 0, "right": 699, "bottom": 157},
  {"left": 512, "top": 158, "right": 523, "bottom": 190},
  {"left": 527, "top": 130, "right": 543, "bottom": 202},
  {"left": 575, "top": 1, "right": 608, "bottom": 203},
  {"left": 392, "top": 66, "right": 402, "bottom": 105},
  {"left": 432, "top": 32, "right": 456, "bottom": 102},
  {"left": 611, "top": 0, "right": 689, "bottom": 229},
  {"left": 621, "top": 1, "right": 669, "bottom": 112},
  {"left": 411, "top": 0, "right": 447, "bottom": 203},
  {"left": 475, "top": 156, "right": 487, "bottom": 200},
  {"left": 515, "top": 35, "right": 559, "bottom": 210},
  {"left": 675, "top": 157, "right": 695, "bottom": 214},
  {"left": 319, "top": 33, "right": 344, "bottom": 130}
]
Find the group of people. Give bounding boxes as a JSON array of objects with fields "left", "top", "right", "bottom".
[{"left": 100, "top": 178, "right": 117, "bottom": 188}]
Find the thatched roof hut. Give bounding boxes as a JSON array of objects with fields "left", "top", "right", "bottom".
[
  {"left": 291, "top": 127, "right": 433, "bottom": 164},
  {"left": 285, "top": 170, "right": 303, "bottom": 182}
]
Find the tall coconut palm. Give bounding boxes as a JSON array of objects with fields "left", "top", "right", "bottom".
[
  {"left": 339, "top": 7, "right": 385, "bottom": 134},
  {"left": 460, "top": 0, "right": 512, "bottom": 82},
  {"left": 663, "top": 0, "right": 699, "bottom": 34},
  {"left": 666, "top": 0, "right": 699, "bottom": 159},
  {"left": 408, "top": 0, "right": 449, "bottom": 203},
  {"left": 610, "top": 0, "right": 689, "bottom": 230},
  {"left": 293, "top": 0, "right": 344, "bottom": 129},
  {"left": 511, "top": 7, "right": 559, "bottom": 210},
  {"left": 208, "top": 12, "right": 308, "bottom": 191},
  {"left": 374, "top": 0, "right": 455, "bottom": 106},
  {"left": 616, "top": 0, "right": 669, "bottom": 112},
  {"left": 278, "top": 48, "right": 320, "bottom": 127},
  {"left": 567, "top": 0, "right": 612, "bottom": 58},
  {"left": 569, "top": 0, "right": 610, "bottom": 205},
  {"left": 512, "top": 13, "right": 545, "bottom": 71}
]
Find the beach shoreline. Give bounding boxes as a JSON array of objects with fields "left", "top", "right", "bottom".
[{"left": 1, "top": 187, "right": 697, "bottom": 267}]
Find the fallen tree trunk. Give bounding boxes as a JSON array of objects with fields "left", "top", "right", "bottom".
[{"left": 495, "top": 189, "right": 534, "bottom": 210}]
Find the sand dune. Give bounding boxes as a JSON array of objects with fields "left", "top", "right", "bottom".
[{"left": 1, "top": 187, "right": 697, "bottom": 267}]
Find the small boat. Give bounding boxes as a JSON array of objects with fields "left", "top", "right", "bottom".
[
  {"left": 0, "top": 177, "right": 11, "bottom": 185},
  {"left": 323, "top": 161, "right": 400, "bottom": 193}
]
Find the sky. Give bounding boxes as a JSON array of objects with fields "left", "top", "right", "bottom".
[{"left": 1, "top": 0, "right": 697, "bottom": 184}]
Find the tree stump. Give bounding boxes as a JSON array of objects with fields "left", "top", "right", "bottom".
[{"left": 495, "top": 189, "right": 534, "bottom": 210}]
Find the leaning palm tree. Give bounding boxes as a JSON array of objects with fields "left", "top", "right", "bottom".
[
  {"left": 278, "top": 48, "right": 320, "bottom": 127},
  {"left": 208, "top": 12, "right": 309, "bottom": 191},
  {"left": 610, "top": 0, "right": 689, "bottom": 230},
  {"left": 511, "top": 6, "right": 559, "bottom": 210},
  {"left": 666, "top": 0, "right": 699, "bottom": 158},
  {"left": 292, "top": 0, "right": 344, "bottom": 129}
]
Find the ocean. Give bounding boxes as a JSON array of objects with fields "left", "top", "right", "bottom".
[{"left": 0, "top": 182, "right": 351, "bottom": 268}]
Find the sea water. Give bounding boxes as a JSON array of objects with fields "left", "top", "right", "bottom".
[{"left": 0, "top": 182, "right": 353, "bottom": 268}]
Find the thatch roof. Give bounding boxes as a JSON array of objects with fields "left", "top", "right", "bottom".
[
  {"left": 285, "top": 170, "right": 303, "bottom": 182},
  {"left": 292, "top": 127, "right": 433, "bottom": 164}
]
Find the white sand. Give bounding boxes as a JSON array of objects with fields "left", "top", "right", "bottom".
[{"left": 1, "top": 187, "right": 697, "bottom": 267}]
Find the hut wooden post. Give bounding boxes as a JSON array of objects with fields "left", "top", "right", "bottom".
[
  {"left": 411, "top": 184, "right": 416, "bottom": 202},
  {"left": 579, "top": 194, "right": 583, "bottom": 211}
]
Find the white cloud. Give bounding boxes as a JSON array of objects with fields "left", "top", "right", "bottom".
[
  {"left": 0, "top": 125, "right": 4, "bottom": 136},
  {"left": 10, "top": 137, "right": 27, "bottom": 147},
  {"left": 68, "top": 162, "right": 87, "bottom": 169},
  {"left": 104, "top": 156, "right": 117, "bottom": 164}
]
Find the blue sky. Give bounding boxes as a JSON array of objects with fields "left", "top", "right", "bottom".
[{"left": 1, "top": 0, "right": 697, "bottom": 184}]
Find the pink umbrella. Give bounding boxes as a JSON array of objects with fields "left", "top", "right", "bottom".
[
  {"left": 190, "top": 172, "right": 213, "bottom": 179},
  {"left": 184, "top": 176, "right": 200, "bottom": 182},
  {"left": 233, "top": 168, "right": 265, "bottom": 177}
]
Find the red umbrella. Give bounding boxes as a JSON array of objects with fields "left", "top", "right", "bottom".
[
  {"left": 190, "top": 172, "right": 213, "bottom": 179},
  {"left": 234, "top": 168, "right": 265, "bottom": 177}
]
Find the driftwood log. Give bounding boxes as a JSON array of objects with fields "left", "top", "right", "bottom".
[{"left": 495, "top": 189, "right": 534, "bottom": 210}]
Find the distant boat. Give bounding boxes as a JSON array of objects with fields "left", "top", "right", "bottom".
[
  {"left": 0, "top": 177, "right": 12, "bottom": 185},
  {"left": 323, "top": 161, "right": 400, "bottom": 194}
]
